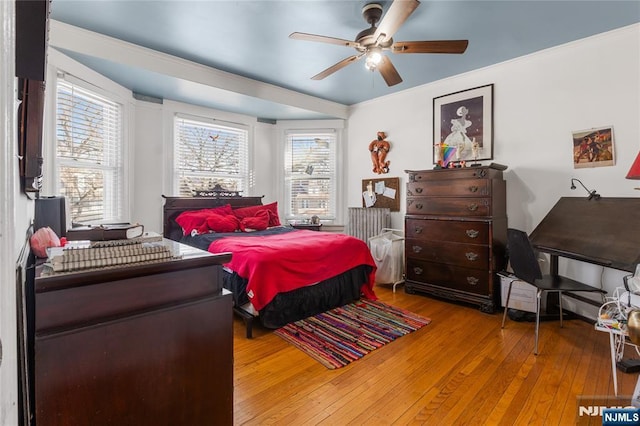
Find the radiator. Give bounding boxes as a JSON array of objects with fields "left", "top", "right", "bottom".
[{"left": 346, "top": 207, "right": 391, "bottom": 244}]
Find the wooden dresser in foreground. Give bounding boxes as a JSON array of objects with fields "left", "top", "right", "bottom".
[
  {"left": 404, "top": 166, "right": 507, "bottom": 313},
  {"left": 33, "top": 240, "right": 233, "bottom": 425}
]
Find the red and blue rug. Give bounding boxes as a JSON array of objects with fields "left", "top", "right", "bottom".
[{"left": 274, "top": 299, "right": 431, "bottom": 369}]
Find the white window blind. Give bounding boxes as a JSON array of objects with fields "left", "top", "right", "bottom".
[
  {"left": 284, "top": 131, "right": 337, "bottom": 221},
  {"left": 174, "top": 115, "right": 249, "bottom": 196},
  {"left": 56, "top": 79, "right": 123, "bottom": 224}
]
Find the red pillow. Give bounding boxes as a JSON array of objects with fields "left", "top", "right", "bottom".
[
  {"left": 233, "top": 201, "right": 280, "bottom": 227},
  {"left": 175, "top": 204, "right": 233, "bottom": 235},
  {"left": 206, "top": 214, "right": 240, "bottom": 233},
  {"left": 240, "top": 210, "right": 270, "bottom": 231}
]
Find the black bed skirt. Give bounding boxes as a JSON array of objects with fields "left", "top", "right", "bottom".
[{"left": 223, "top": 265, "right": 373, "bottom": 329}]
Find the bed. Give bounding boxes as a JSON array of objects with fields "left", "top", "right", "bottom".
[{"left": 162, "top": 195, "right": 377, "bottom": 337}]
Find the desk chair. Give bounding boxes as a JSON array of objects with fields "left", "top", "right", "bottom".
[{"left": 501, "top": 228, "right": 607, "bottom": 355}]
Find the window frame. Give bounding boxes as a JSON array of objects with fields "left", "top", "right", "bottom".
[
  {"left": 43, "top": 49, "right": 133, "bottom": 225},
  {"left": 278, "top": 120, "right": 345, "bottom": 225},
  {"left": 171, "top": 112, "right": 250, "bottom": 197}
]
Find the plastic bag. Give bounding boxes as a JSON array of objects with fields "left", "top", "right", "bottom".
[
  {"left": 627, "top": 264, "right": 640, "bottom": 295},
  {"left": 30, "top": 226, "right": 60, "bottom": 258}
]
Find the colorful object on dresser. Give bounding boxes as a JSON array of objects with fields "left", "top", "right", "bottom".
[
  {"left": 274, "top": 299, "right": 430, "bottom": 369},
  {"left": 30, "top": 226, "right": 61, "bottom": 258},
  {"left": 441, "top": 143, "right": 457, "bottom": 168},
  {"left": 369, "top": 131, "right": 391, "bottom": 174}
]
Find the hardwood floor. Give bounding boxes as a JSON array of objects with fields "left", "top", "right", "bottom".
[{"left": 233, "top": 285, "right": 637, "bottom": 425}]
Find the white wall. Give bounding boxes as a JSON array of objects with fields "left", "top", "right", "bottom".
[
  {"left": 252, "top": 121, "right": 278, "bottom": 205},
  {"left": 132, "top": 100, "right": 165, "bottom": 232},
  {"left": 347, "top": 24, "right": 640, "bottom": 316}
]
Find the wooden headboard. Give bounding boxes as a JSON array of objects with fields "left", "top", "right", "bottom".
[{"left": 162, "top": 195, "right": 264, "bottom": 241}]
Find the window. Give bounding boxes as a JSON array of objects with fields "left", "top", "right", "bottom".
[
  {"left": 284, "top": 131, "right": 337, "bottom": 221},
  {"left": 55, "top": 78, "right": 123, "bottom": 224},
  {"left": 174, "top": 115, "right": 249, "bottom": 196}
]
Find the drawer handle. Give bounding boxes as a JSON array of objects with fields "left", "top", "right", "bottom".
[
  {"left": 412, "top": 245, "right": 423, "bottom": 253},
  {"left": 468, "top": 203, "right": 478, "bottom": 211},
  {"left": 415, "top": 187, "right": 423, "bottom": 194},
  {"left": 415, "top": 203, "right": 424, "bottom": 210},
  {"left": 469, "top": 185, "right": 478, "bottom": 193},
  {"left": 413, "top": 267, "right": 423, "bottom": 275},
  {"left": 477, "top": 169, "right": 487, "bottom": 178},
  {"left": 414, "top": 226, "right": 423, "bottom": 234},
  {"left": 466, "top": 229, "right": 479, "bottom": 238},
  {"left": 465, "top": 252, "right": 479, "bottom": 261},
  {"left": 467, "top": 276, "right": 479, "bottom": 286}
]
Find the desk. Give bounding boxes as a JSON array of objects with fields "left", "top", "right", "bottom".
[
  {"left": 595, "top": 323, "right": 637, "bottom": 396},
  {"left": 529, "top": 198, "right": 639, "bottom": 313}
]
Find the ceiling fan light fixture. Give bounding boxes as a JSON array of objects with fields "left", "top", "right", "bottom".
[{"left": 365, "top": 48, "right": 383, "bottom": 70}]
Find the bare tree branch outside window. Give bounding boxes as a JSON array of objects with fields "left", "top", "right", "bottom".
[
  {"left": 175, "top": 117, "right": 248, "bottom": 196},
  {"left": 56, "top": 80, "right": 122, "bottom": 224}
]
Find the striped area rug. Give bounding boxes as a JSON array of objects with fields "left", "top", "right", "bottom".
[{"left": 274, "top": 299, "right": 431, "bottom": 369}]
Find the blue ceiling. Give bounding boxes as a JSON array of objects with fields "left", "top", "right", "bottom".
[{"left": 49, "top": 0, "right": 640, "bottom": 120}]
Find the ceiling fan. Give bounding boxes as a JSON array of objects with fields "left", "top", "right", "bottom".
[{"left": 290, "top": 0, "right": 468, "bottom": 87}]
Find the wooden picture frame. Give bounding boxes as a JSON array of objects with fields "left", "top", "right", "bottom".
[
  {"left": 361, "top": 177, "right": 400, "bottom": 211},
  {"left": 433, "top": 84, "right": 494, "bottom": 164}
]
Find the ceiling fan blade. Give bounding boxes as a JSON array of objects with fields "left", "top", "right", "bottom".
[
  {"left": 377, "top": 56, "right": 403, "bottom": 87},
  {"left": 311, "top": 54, "right": 364, "bottom": 80},
  {"left": 393, "top": 40, "right": 469, "bottom": 54},
  {"left": 289, "top": 32, "right": 361, "bottom": 49},
  {"left": 373, "top": 0, "right": 420, "bottom": 45}
]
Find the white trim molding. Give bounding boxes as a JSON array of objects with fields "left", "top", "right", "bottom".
[
  {"left": 0, "top": 0, "right": 19, "bottom": 423},
  {"left": 49, "top": 20, "right": 349, "bottom": 120}
]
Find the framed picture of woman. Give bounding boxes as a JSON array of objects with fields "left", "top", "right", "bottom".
[{"left": 433, "top": 84, "right": 493, "bottom": 165}]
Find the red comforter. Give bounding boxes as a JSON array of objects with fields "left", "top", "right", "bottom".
[{"left": 208, "top": 230, "right": 377, "bottom": 311}]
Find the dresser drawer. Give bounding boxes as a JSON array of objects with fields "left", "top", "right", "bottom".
[
  {"left": 406, "top": 239, "right": 489, "bottom": 268},
  {"left": 407, "top": 178, "right": 491, "bottom": 197},
  {"left": 407, "top": 197, "right": 492, "bottom": 216},
  {"left": 407, "top": 168, "right": 503, "bottom": 182},
  {"left": 406, "top": 259, "right": 490, "bottom": 295},
  {"left": 405, "top": 218, "right": 489, "bottom": 243}
]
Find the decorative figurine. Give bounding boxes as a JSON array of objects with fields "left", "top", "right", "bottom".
[
  {"left": 470, "top": 137, "right": 481, "bottom": 166},
  {"left": 369, "top": 131, "right": 390, "bottom": 174},
  {"left": 433, "top": 143, "right": 443, "bottom": 169}
]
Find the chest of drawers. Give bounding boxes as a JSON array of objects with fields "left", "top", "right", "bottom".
[
  {"left": 32, "top": 241, "right": 234, "bottom": 425},
  {"left": 404, "top": 167, "right": 507, "bottom": 312}
]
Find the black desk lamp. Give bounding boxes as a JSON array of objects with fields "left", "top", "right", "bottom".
[{"left": 570, "top": 178, "right": 600, "bottom": 200}]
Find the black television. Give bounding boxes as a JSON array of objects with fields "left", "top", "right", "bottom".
[{"left": 16, "top": 0, "right": 50, "bottom": 194}]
